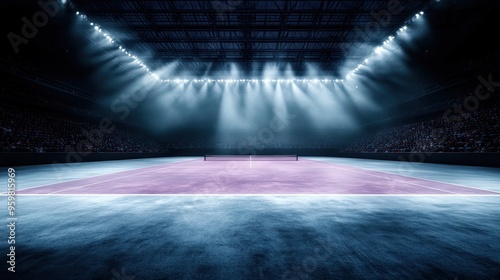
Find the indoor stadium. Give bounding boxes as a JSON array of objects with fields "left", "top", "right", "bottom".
[{"left": 1, "top": 0, "right": 499, "bottom": 279}]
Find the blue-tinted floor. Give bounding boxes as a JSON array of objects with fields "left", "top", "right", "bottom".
[{"left": 0, "top": 157, "right": 499, "bottom": 279}]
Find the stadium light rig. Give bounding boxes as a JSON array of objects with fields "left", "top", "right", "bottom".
[
  {"left": 345, "top": 10, "right": 425, "bottom": 79},
  {"left": 156, "top": 78, "right": 345, "bottom": 84},
  {"left": 75, "top": 10, "right": 155, "bottom": 77},
  {"left": 74, "top": 9, "right": 347, "bottom": 85},
  {"left": 74, "top": 4, "right": 429, "bottom": 84}
]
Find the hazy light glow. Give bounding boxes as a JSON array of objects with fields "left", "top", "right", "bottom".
[
  {"left": 343, "top": 5, "right": 429, "bottom": 79},
  {"left": 72, "top": 3, "right": 435, "bottom": 139},
  {"left": 80, "top": 13, "right": 346, "bottom": 86}
]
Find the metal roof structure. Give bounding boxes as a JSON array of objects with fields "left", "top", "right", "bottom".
[
  {"left": 3, "top": 0, "right": 496, "bottom": 82},
  {"left": 70, "top": 0, "right": 434, "bottom": 77}
]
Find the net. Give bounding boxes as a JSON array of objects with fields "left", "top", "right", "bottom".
[{"left": 204, "top": 155, "right": 298, "bottom": 161}]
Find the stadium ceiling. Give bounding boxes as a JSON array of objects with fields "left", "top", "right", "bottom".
[{"left": 70, "top": 0, "right": 435, "bottom": 77}]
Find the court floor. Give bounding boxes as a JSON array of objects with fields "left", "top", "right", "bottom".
[
  {"left": 1, "top": 156, "right": 500, "bottom": 279},
  {"left": 7, "top": 156, "right": 500, "bottom": 195}
]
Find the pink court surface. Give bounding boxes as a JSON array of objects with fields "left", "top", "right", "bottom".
[{"left": 16, "top": 157, "right": 499, "bottom": 195}]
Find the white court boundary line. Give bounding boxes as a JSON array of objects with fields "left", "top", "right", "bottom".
[
  {"left": 2, "top": 194, "right": 499, "bottom": 197},
  {"left": 304, "top": 158, "right": 500, "bottom": 194},
  {"left": 46, "top": 159, "right": 200, "bottom": 194},
  {"left": 304, "top": 157, "right": 500, "bottom": 194},
  {"left": 1, "top": 158, "right": 199, "bottom": 194},
  {"left": 21, "top": 161, "right": 460, "bottom": 195},
  {"left": 5, "top": 157, "right": 500, "bottom": 196},
  {"left": 304, "top": 159, "right": 458, "bottom": 194}
]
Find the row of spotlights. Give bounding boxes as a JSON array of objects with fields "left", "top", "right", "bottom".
[
  {"left": 77, "top": 8, "right": 423, "bottom": 83},
  {"left": 77, "top": 11, "right": 155, "bottom": 76},
  {"left": 157, "top": 79, "right": 345, "bottom": 83},
  {"left": 347, "top": 11, "right": 424, "bottom": 78},
  {"left": 76, "top": 12, "right": 345, "bottom": 85}
]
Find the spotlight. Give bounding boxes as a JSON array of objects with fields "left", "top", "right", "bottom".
[{"left": 76, "top": 11, "right": 79, "bottom": 15}]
